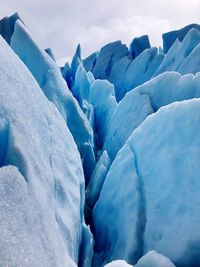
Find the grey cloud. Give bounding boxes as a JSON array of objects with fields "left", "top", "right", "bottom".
[{"left": 0, "top": 0, "right": 200, "bottom": 60}]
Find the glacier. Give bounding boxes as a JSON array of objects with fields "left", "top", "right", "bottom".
[
  {"left": 1, "top": 12, "right": 200, "bottom": 267},
  {"left": 0, "top": 35, "right": 85, "bottom": 266},
  {"left": 10, "top": 19, "right": 96, "bottom": 182},
  {"left": 92, "top": 100, "right": 200, "bottom": 266}
]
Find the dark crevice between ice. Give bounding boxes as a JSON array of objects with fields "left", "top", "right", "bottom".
[
  {"left": 0, "top": 118, "right": 9, "bottom": 168},
  {"left": 129, "top": 144, "right": 147, "bottom": 262},
  {"left": 78, "top": 182, "right": 91, "bottom": 267},
  {"left": 0, "top": 118, "right": 28, "bottom": 183},
  {"left": 105, "top": 54, "right": 114, "bottom": 77},
  {"left": 125, "top": 59, "right": 132, "bottom": 72}
]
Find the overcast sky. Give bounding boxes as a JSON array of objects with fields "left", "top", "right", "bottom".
[{"left": 0, "top": 0, "right": 200, "bottom": 60}]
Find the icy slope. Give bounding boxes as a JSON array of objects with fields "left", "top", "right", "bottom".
[
  {"left": 93, "top": 100, "right": 200, "bottom": 267},
  {"left": 0, "top": 36, "right": 84, "bottom": 266},
  {"left": 104, "top": 72, "right": 200, "bottom": 160},
  {"left": 10, "top": 19, "right": 95, "bottom": 181}
]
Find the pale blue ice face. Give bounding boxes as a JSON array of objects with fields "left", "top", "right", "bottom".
[{"left": 0, "top": 35, "right": 84, "bottom": 266}]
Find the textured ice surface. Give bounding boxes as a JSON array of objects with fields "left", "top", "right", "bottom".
[
  {"left": 103, "top": 92, "right": 153, "bottom": 160},
  {"left": 10, "top": 19, "right": 95, "bottom": 180},
  {"left": 133, "top": 101, "right": 200, "bottom": 267},
  {"left": 92, "top": 145, "right": 143, "bottom": 266},
  {"left": 93, "top": 100, "right": 200, "bottom": 267},
  {"left": 0, "top": 36, "right": 84, "bottom": 266},
  {"left": 0, "top": 166, "right": 66, "bottom": 267},
  {"left": 104, "top": 71, "right": 200, "bottom": 161}
]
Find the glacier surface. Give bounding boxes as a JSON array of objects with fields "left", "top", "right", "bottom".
[
  {"left": 1, "top": 14, "right": 200, "bottom": 267},
  {"left": 0, "top": 34, "right": 85, "bottom": 267}
]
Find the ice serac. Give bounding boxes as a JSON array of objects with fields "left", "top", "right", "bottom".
[
  {"left": 0, "top": 36, "right": 84, "bottom": 266},
  {"left": 104, "top": 71, "right": 200, "bottom": 161},
  {"left": 85, "top": 151, "right": 111, "bottom": 223},
  {"left": 155, "top": 28, "right": 200, "bottom": 76},
  {"left": 62, "top": 62, "right": 73, "bottom": 89},
  {"left": 108, "top": 56, "right": 131, "bottom": 101},
  {"left": 71, "top": 44, "right": 82, "bottom": 86},
  {"left": 178, "top": 42, "right": 200, "bottom": 75},
  {"left": 103, "top": 92, "right": 154, "bottom": 160},
  {"left": 72, "top": 63, "right": 93, "bottom": 111},
  {"left": 162, "top": 23, "right": 200, "bottom": 53},
  {"left": 83, "top": 52, "right": 98, "bottom": 73},
  {"left": 138, "top": 72, "right": 200, "bottom": 111},
  {"left": 92, "top": 41, "right": 129, "bottom": 79},
  {"left": 131, "top": 100, "right": 200, "bottom": 267},
  {"left": 121, "top": 48, "right": 164, "bottom": 96},
  {"left": 89, "top": 79, "right": 117, "bottom": 149},
  {"left": 0, "top": 13, "right": 21, "bottom": 44},
  {"left": 129, "top": 35, "right": 150, "bottom": 59},
  {"left": 10, "top": 19, "right": 95, "bottom": 180},
  {"left": 93, "top": 99, "right": 200, "bottom": 267},
  {"left": 135, "top": 251, "right": 175, "bottom": 267},
  {"left": 83, "top": 39, "right": 164, "bottom": 102},
  {"left": 109, "top": 47, "right": 164, "bottom": 101}
]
